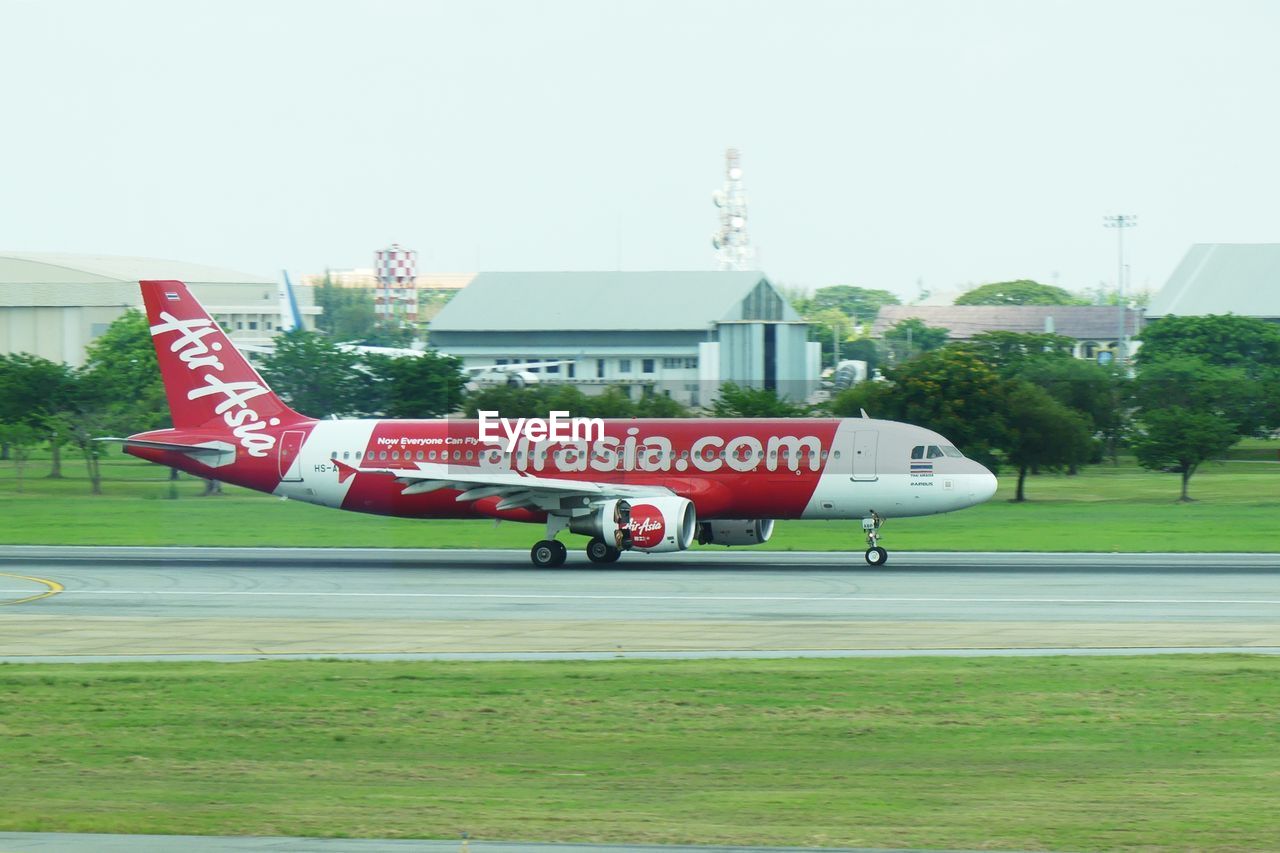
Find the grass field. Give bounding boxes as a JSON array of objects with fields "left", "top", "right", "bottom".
[
  {"left": 0, "top": 656, "right": 1277, "bottom": 849},
  {"left": 1, "top": 442, "right": 1277, "bottom": 551}
]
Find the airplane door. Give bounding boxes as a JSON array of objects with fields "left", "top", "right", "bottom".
[
  {"left": 851, "top": 430, "right": 878, "bottom": 481},
  {"left": 277, "top": 430, "right": 306, "bottom": 482}
]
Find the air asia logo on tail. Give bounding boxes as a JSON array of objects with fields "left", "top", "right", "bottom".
[
  {"left": 149, "top": 311, "right": 279, "bottom": 457},
  {"left": 627, "top": 504, "right": 666, "bottom": 549}
]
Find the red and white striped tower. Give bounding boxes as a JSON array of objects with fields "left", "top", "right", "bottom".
[{"left": 375, "top": 243, "right": 418, "bottom": 322}]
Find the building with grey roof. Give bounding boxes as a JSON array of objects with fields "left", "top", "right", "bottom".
[
  {"left": 870, "top": 304, "right": 1142, "bottom": 362},
  {"left": 0, "top": 253, "right": 319, "bottom": 366},
  {"left": 1148, "top": 244, "right": 1280, "bottom": 322},
  {"left": 428, "top": 271, "right": 819, "bottom": 405}
]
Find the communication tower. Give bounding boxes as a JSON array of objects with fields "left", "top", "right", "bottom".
[{"left": 711, "top": 148, "right": 755, "bottom": 270}]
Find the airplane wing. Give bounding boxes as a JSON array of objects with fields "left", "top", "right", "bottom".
[
  {"left": 461, "top": 360, "right": 576, "bottom": 373},
  {"left": 340, "top": 460, "right": 672, "bottom": 512}
]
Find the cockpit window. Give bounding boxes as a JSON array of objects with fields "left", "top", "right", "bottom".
[
  {"left": 942, "top": 446, "right": 964, "bottom": 458},
  {"left": 911, "top": 445, "right": 925, "bottom": 460},
  {"left": 927, "top": 445, "right": 944, "bottom": 459}
]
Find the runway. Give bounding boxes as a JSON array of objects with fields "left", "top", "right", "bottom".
[{"left": 2, "top": 546, "right": 1278, "bottom": 661}]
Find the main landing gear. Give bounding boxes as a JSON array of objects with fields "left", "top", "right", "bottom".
[
  {"left": 585, "top": 537, "right": 622, "bottom": 564},
  {"left": 529, "top": 515, "right": 624, "bottom": 567},
  {"left": 862, "top": 511, "right": 888, "bottom": 566},
  {"left": 530, "top": 539, "right": 568, "bottom": 568}
]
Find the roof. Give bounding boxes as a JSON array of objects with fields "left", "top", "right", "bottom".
[
  {"left": 1148, "top": 244, "right": 1280, "bottom": 319},
  {"left": 0, "top": 252, "right": 271, "bottom": 285},
  {"left": 429, "top": 271, "right": 798, "bottom": 332},
  {"left": 870, "top": 305, "right": 1141, "bottom": 340}
]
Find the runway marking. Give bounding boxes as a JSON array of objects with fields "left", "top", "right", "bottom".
[
  {"left": 0, "top": 572, "right": 64, "bottom": 606},
  {"left": 2, "top": 588, "right": 1278, "bottom": 606}
]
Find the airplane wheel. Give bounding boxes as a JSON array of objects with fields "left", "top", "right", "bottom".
[
  {"left": 586, "top": 537, "right": 621, "bottom": 564},
  {"left": 864, "top": 546, "right": 888, "bottom": 566},
  {"left": 531, "top": 540, "right": 567, "bottom": 568}
]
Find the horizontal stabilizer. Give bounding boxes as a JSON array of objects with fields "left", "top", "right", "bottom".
[{"left": 97, "top": 437, "right": 237, "bottom": 468}]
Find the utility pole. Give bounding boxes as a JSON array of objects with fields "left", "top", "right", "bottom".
[{"left": 1103, "top": 214, "right": 1137, "bottom": 364}]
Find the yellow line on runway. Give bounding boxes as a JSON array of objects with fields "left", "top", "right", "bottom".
[{"left": 0, "top": 572, "right": 64, "bottom": 606}]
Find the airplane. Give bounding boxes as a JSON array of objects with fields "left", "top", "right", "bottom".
[{"left": 103, "top": 280, "right": 998, "bottom": 567}]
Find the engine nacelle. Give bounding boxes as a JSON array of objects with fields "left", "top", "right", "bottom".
[
  {"left": 569, "top": 497, "right": 697, "bottom": 553},
  {"left": 696, "top": 518, "right": 775, "bottom": 547}
]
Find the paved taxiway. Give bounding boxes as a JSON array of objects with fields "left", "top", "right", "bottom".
[{"left": 1, "top": 547, "right": 1278, "bottom": 660}]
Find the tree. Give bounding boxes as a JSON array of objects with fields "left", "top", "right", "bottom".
[
  {"left": 259, "top": 331, "right": 365, "bottom": 418},
  {"left": 831, "top": 348, "right": 1009, "bottom": 471},
  {"left": 0, "top": 353, "right": 76, "bottom": 476},
  {"left": 1136, "top": 314, "right": 1280, "bottom": 376},
  {"left": 80, "top": 309, "right": 169, "bottom": 432},
  {"left": 1132, "top": 408, "right": 1238, "bottom": 502},
  {"left": 633, "top": 392, "right": 690, "bottom": 418},
  {"left": 955, "top": 280, "right": 1086, "bottom": 306},
  {"left": 1018, "top": 356, "right": 1129, "bottom": 467},
  {"left": 958, "top": 331, "right": 1129, "bottom": 466},
  {"left": 0, "top": 422, "right": 42, "bottom": 492},
  {"left": 711, "top": 382, "right": 808, "bottom": 418},
  {"left": 955, "top": 331, "right": 1076, "bottom": 371},
  {"left": 1002, "top": 381, "right": 1094, "bottom": 501},
  {"left": 314, "top": 275, "right": 378, "bottom": 341},
  {"left": 1131, "top": 357, "right": 1256, "bottom": 500},
  {"left": 1136, "top": 314, "right": 1280, "bottom": 434},
  {"left": 807, "top": 285, "right": 900, "bottom": 323},
  {"left": 363, "top": 351, "right": 466, "bottom": 419},
  {"left": 883, "top": 318, "right": 950, "bottom": 363}
]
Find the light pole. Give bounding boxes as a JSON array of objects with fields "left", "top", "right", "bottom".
[{"left": 1103, "top": 214, "right": 1137, "bottom": 364}]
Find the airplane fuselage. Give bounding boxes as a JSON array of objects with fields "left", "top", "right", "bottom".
[{"left": 127, "top": 415, "right": 997, "bottom": 523}]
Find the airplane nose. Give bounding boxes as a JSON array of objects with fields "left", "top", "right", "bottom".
[{"left": 971, "top": 467, "right": 998, "bottom": 503}]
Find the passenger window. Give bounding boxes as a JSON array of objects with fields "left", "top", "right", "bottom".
[
  {"left": 392, "top": 451, "right": 400, "bottom": 460},
  {"left": 927, "top": 446, "right": 944, "bottom": 459},
  {"left": 355, "top": 451, "right": 362, "bottom": 460},
  {"left": 330, "top": 451, "right": 337, "bottom": 459},
  {"left": 911, "top": 446, "right": 925, "bottom": 460},
  {"left": 378, "top": 450, "right": 387, "bottom": 461},
  {"left": 416, "top": 450, "right": 424, "bottom": 461},
  {"left": 343, "top": 451, "right": 350, "bottom": 460}
]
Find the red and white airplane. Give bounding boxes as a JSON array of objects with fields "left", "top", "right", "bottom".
[{"left": 108, "top": 280, "right": 997, "bottom": 567}]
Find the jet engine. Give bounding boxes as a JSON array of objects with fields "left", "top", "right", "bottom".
[
  {"left": 696, "top": 518, "right": 775, "bottom": 547},
  {"left": 570, "top": 496, "right": 697, "bottom": 553}
]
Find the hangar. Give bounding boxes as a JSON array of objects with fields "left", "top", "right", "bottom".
[
  {"left": 428, "top": 271, "right": 820, "bottom": 406},
  {"left": 0, "top": 253, "right": 319, "bottom": 366},
  {"left": 1148, "top": 243, "right": 1280, "bottom": 323}
]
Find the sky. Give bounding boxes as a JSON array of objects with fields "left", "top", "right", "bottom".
[{"left": 2, "top": 0, "right": 1278, "bottom": 301}]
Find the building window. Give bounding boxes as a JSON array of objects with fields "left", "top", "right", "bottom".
[
  {"left": 546, "top": 364, "right": 559, "bottom": 374},
  {"left": 642, "top": 359, "right": 655, "bottom": 374},
  {"left": 619, "top": 359, "right": 632, "bottom": 373},
  {"left": 567, "top": 363, "right": 575, "bottom": 378},
  {"left": 496, "top": 359, "right": 509, "bottom": 365},
  {"left": 248, "top": 321, "right": 258, "bottom": 330},
  {"left": 596, "top": 359, "right": 605, "bottom": 378}
]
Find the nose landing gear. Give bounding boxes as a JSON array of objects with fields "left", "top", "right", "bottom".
[{"left": 862, "top": 511, "right": 887, "bottom": 566}]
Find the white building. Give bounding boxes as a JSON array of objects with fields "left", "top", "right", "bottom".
[
  {"left": 0, "top": 253, "right": 319, "bottom": 366},
  {"left": 428, "top": 271, "right": 820, "bottom": 406}
]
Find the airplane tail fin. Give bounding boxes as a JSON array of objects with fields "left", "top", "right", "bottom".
[
  {"left": 278, "top": 270, "right": 305, "bottom": 333},
  {"left": 139, "top": 280, "right": 307, "bottom": 433}
]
